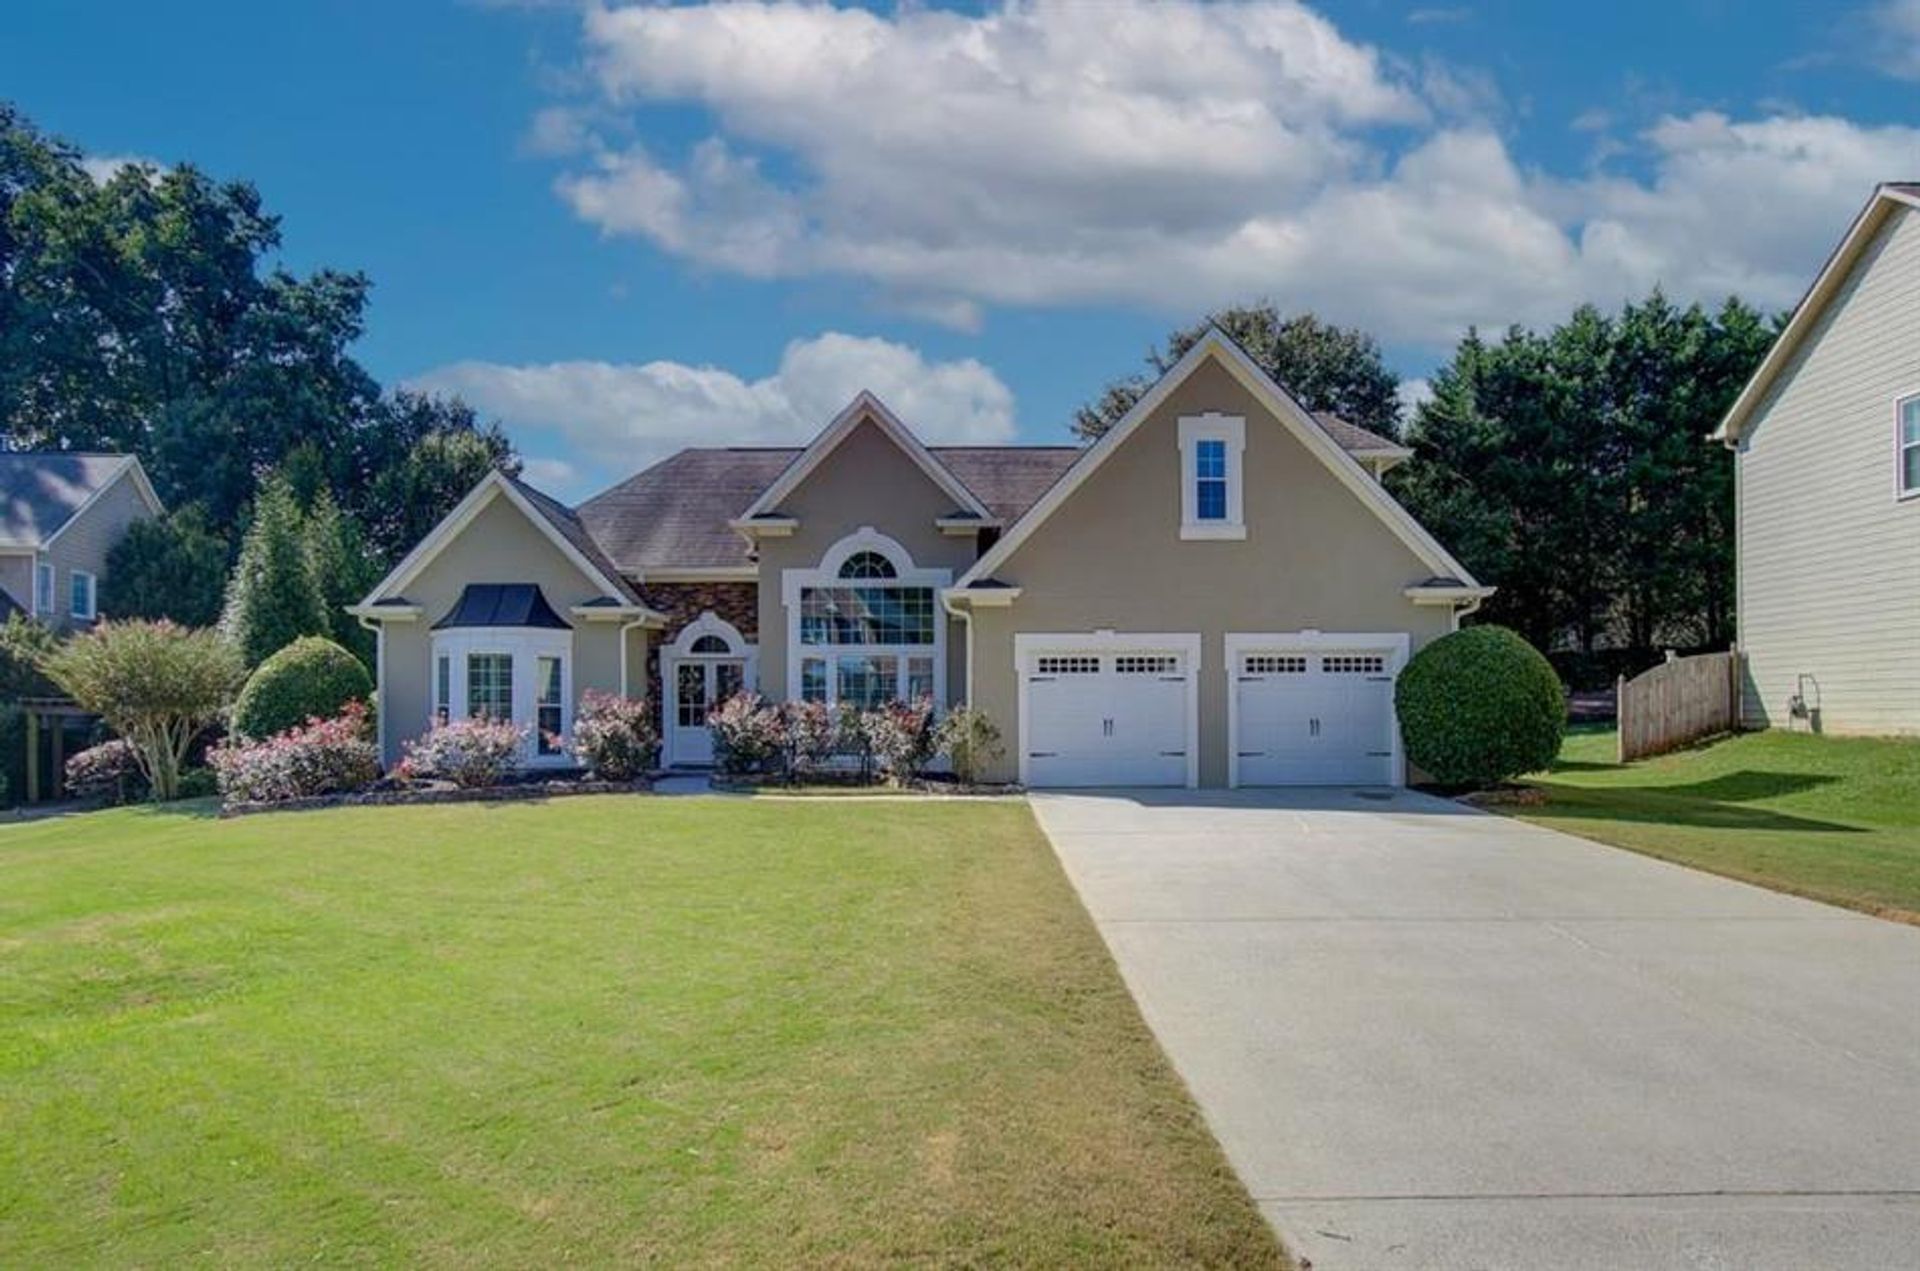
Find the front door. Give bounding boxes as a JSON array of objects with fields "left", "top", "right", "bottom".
[{"left": 671, "top": 659, "right": 746, "bottom": 766}]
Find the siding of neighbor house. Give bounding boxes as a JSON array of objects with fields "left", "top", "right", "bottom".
[
  {"left": 752, "top": 416, "right": 979, "bottom": 703},
  {"left": 378, "top": 492, "right": 647, "bottom": 767},
  {"left": 967, "top": 354, "right": 1453, "bottom": 786},
  {"left": 1736, "top": 204, "right": 1920, "bottom": 733},
  {"left": 0, "top": 553, "right": 33, "bottom": 615},
  {"left": 46, "top": 471, "right": 153, "bottom": 628}
]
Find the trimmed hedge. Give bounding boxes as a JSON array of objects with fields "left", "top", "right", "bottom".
[
  {"left": 231, "top": 637, "right": 373, "bottom": 741},
  {"left": 1396, "top": 625, "right": 1565, "bottom": 788}
]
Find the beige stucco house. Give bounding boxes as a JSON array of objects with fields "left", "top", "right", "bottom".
[
  {"left": 351, "top": 331, "right": 1492, "bottom": 786},
  {"left": 0, "top": 452, "right": 163, "bottom": 631},
  {"left": 1713, "top": 182, "right": 1920, "bottom": 734}
]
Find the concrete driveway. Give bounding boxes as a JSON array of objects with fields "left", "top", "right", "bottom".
[{"left": 1029, "top": 788, "right": 1920, "bottom": 1270}]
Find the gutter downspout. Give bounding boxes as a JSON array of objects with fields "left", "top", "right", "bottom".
[
  {"left": 619, "top": 619, "right": 649, "bottom": 698},
  {"left": 941, "top": 589, "right": 974, "bottom": 707},
  {"left": 1451, "top": 594, "right": 1486, "bottom": 631},
  {"left": 356, "top": 613, "right": 386, "bottom": 767}
]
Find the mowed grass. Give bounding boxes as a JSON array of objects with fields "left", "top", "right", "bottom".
[
  {"left": 0, "top": 797, "right": 1284, "bottom": 1268},
  {"left": 1518, "top": 727, "right": 1920, "bottom": 921}
]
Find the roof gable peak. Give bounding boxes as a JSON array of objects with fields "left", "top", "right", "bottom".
[{"left": 737, "top": 390, "right": 991, "bottom": 520}]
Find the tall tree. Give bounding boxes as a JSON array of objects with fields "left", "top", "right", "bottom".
[
  {"left": 362, "top": 407, "right": 518, "bottom": 561},
  {"left": 300, "top": 487, "right": 379, "bottom": 666},
  {"left": 220, "top": 474, "right": 329, "bottom": 667},
  {"left": 101, "top": 505, "right": 230, "bottom": 628},
  {"left": 1073, "top": 304, "right": 1402, "bottom": 441}
]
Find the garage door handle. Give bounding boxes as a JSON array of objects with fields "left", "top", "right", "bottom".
[
  {"left": 1368, "top": 675, "right": 1392, "bottom": 682},
  {"left": 1029, "top": 676, "right": 1056, "bottom": 683},
  {"left": 1029, "top": 751, "right": 1058, "bottom": 758},
  {"left": 1368, "top": 750, "right": 1392, "bottom": 757},
  {"left": 1159, "top": 676, "right": 1185, "bottom": 682},
  {"left": 1159, "top": 750, "right": 1186, "bottom": 757},
  {"left": 1237, "top": 750, "right": 1264, "bottom": 758}
]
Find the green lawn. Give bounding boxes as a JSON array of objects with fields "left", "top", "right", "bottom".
[
  {"left": 1517, "top": 727, "right": 1920, "bottom": 921},
  {"left": 0, "top": 797, "right": 1284, "bottom": 1268}
]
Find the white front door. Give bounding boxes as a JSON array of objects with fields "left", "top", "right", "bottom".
[
  {"left": 1022, "top": 640, "right": 1196, "bottom": 787},
  {"left": 1232, "top": 641, "right": 1402, "bottom": 786},
  {"left": 670, "top": 658, "right": 746, "bottom": 766}
]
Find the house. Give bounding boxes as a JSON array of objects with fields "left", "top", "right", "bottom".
[
  {"left": 1713, "top": 182, "right": 1920, "bottom": 734},
  {"left": 0, "top": 452, "right": 164, "bottom": 630},
  {"left": 350, "top": 330, "right": 1492, "bottom": 787}
]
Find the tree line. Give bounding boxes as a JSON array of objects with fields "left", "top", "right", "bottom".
[
  {"left": 0, "top": 102, "right": 516, "bottom": 650},
  {"left": 1079, "top": 299, "right": 1776, "bottom": 666}
]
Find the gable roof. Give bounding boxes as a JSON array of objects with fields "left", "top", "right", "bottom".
[
  {"left": 736, "top": 392, "right": 993, "bottom": 522},
  {"left": 0, "top": 453, "right": 162, "bottom": 549},
  {"left": 954, "top": 328, "right": 1484, "bottom": 591},
  {"left": 354, "top": 469, "right": 655, "bottom": 615},
  {"left": 1714, "top": 182, "right": 1920, "bottom": 443}
]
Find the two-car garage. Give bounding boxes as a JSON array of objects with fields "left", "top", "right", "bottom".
[{"left": 1017, "top": 632, "right": 1408, "bottom": 789}]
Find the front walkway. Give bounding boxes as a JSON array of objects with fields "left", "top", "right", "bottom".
[{"left": 1029, "top": 787, "right": 1920, "bottom": 1270}]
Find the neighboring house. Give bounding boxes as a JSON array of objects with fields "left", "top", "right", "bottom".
[
  {"left": 0, "top": 452, "right": 164, "bottom": 631},
  {"left": 350, "top": 330, "right": 1492, "bottom": 787},
  {"left": 1713, "top": 182, "right": 1920, "bottom": 734}
]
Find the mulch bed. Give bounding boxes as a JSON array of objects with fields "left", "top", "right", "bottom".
[
  {"left": 219, "top": 776, "right": 652, "bottom": 818},
  {"left": 708, "top": 772, "right": 1023, "bottom": 797}
]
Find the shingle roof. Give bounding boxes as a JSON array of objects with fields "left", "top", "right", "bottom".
[
  {"left": 506, "top": 474, "right": 645, "bottom": 603},
  {"left": 570, "top": 416, "right": 1399, "bottom": 573},
  {"left": 0, "top": 453, "right": 137, "bottom": 548}
]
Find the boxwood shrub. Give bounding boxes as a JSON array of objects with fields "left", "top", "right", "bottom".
[
  {"left": 1395, "top": 625, "right": 1564, "bottom": 788},
  {"left": 231, "top": 636, "right": 373, "bottom": 741}
]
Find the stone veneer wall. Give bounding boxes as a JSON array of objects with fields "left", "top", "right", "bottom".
[{"left": 634, "top": 580, "right": 760, "bottom": 724}]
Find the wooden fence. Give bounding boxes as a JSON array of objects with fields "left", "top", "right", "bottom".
[{"left": 1616, "top": 649, "right": 1742, "bottom": 763}]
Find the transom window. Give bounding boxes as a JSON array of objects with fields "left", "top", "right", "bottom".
[
  {"left": 838, "top": 550, "right": 898, "bottom": 579},
  {"left": 1900, "top": 395, "right": 1920, "bottom": 497},
  {"left": 689, "top": 634, "right": 729, "bottom": 654}
]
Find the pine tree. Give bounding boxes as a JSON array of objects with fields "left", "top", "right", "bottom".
[
  {"left": 301, "top": 488, "right": 379, "bottom": 668},
  {"left": 220, "top": 473, "right": 330, "bottom": 667}
]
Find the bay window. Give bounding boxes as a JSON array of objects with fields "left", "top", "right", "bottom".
[{"left": 428, "top": 612, "right": 574, "bottom": 767}]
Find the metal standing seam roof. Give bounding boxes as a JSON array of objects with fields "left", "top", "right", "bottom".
[
  {"left": 0, "top": 453, "right": 137, "bottom": 548},
  {"left": 431, "top": 583, "right": 571, "bottom": 630},
  {"left": 569, "top": 415, "right": 1405, "bottom": 574}
]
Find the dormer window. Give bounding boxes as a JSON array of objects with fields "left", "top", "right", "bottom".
[{"left": 1179, "top": 413, "right": 1247, "bottom": 540}]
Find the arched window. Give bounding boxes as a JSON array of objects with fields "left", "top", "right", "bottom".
[
  {"left": 689, "top": 634, "right": 729, "bottom": 655},
  {"left": 838, "top": 550, "right": 897, "bottom": 580}
]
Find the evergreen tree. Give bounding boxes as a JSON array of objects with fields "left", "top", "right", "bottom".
[
  {"left": 220, "top": 474, "right": 329, "bottom": 666},
  {"left": 101, "top": 505, "right": 230, "bottom": 628},
  {"left": 301, "top": 488, "right": 379, "bottom": 667}
]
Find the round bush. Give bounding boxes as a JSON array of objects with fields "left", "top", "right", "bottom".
[
  {"left": 231, "top": 636, "right": 373, "bottom": 741},
  {"left": 1395, "top": 625, "right": 1564, "bottom": 788}
]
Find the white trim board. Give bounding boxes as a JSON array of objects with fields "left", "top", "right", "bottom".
[
  {"left": 1223, "top": 630, "right": 1410, "bottom": 790},
  {"left": 1715, "top": 184, "right": 1920, "bottom": 444},
  {"left": 956, "top": 329, "right": 1483, "bottom": 590},
  {"left": 780, "top": 527, "right": 950, "bottom": 713},
  {"left": 1014, "top": 630, "right": 1202, "bottom": 789},
  {"left": 41, "top": 456, "right": 166, "bottom": 550},
  {"left": 738, "top": 391, "right": 991, "bottom": 522}
]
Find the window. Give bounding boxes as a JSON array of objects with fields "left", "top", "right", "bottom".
[
  {"left": 689, "top": 634, "right": 729, "bottom": 654},
  {"left": 905, "top": 655, "right": 935, "bottom": 701},
  {"left": 1901, "top": 395, "right": 1920, "bottom": 497},
  {"left": 69, "top": 570, "right": 96, "bottom": 620},
  {"left": 838, "top": 550, "right": 897, "bottom": 579},
  {"left": 1245, "top": 655, "right": 1307, "bottom": 675},
  {"left": 467, "top": 653, "right": 513, "bottom": 721},
  {"left": 801, "top": 657, "right": 828, "bottom": 702},
  {"left": 535, "top": 656, "right": 564, "bottom": 754},
  {"left": 799, "top": 586, "right": 935, "bottom": 646},
  {"left": 1323, "top": 654, "right": 1387, "bottom": 675},
  {"left": 435, "top": 655, "right": 451, "bottom": 724},
  {"left": 836, "top": 654, "right": 898, "bottom": 709},
  {"left": 34, "top": 562, "right": 53, "bottom": 615},
  {"left": 1178, "top": 413, "right": 1246, "bottom": 539},
  {"left": 676, "top": 663, "right": 708, "bottom": 728},
  {"left": 1116, "top": 654, "right": 1179, "bottom": 675},
  {"left": 1036, "top": 655, "right": 1100, "bottom": 675}
]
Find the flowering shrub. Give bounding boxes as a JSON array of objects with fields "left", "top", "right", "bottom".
[
  {"left": 708, "top": 692, "right": 784, "bottom": 775},
  {"left": 834, "top": 704, "right": 876, "bottom": 781},
  {"left": 867, "top": 697, "right": 939, "bottom": 783},
  {"left": 400, "top": 715, "right": 525, "bottom": 788},
  {"left": 65, "top": 738, "right": 147, "bottom": 804},
  {"left": 780, "top": 700, "right": 839, "bottom": 778},
  {"left": 209, "top": 701, "right": 380, "bottom": 804},
  {"left": 936, "top": 706, "right": 1004, "bottom": 785},
  {"left": 570, "top": 691, "right": 659, "bottom": 780}
]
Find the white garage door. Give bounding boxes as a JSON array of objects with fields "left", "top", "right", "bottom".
[
  {"left": 1232, "top": 639, "right": 1403, "bottom": 786},
  {"left": 1022, "top": 640, "right": 1195, "bottom": 787}
]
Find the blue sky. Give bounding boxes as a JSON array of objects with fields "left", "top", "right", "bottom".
[{"left": 6, "top": 1, "right": 1919, "bottom": 499}]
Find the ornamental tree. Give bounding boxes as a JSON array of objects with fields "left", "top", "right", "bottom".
[{"left": 41, "top": 620, "right": 244, "bottom": 800}]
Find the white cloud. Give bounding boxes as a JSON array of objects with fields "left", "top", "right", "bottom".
[
  {"left": 539, "top": 1, "right": 1920, "bottom": 345},
  {"left": 407, "top": 332, "right": 1016, "bottom": 493},
  {"left": 1869, "top": 0, "right": 1920, "bottom": 79},
  {"left": 81, "top": 154, "right": 160, "bottom": 183},
  {"left": 518, "top": 456, "right": 579, "bottom": 490},
  {"left": 1396, "top": 377, "right": 1434, "bottom": 419}
]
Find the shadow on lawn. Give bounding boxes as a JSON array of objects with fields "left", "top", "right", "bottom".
[{"left": 1529, "top": 770, "right": 1855, "bottom": 835}]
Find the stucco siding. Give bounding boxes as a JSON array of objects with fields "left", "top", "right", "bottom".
[
  {"left": 376, "top": 492, "right": 643, "bottom": 767},
  {"left": 45, "top": 471, "right": 154, "bottom": 629},
  {"left": 753, "top": 417, "right": 978, "bottom": 703},
  {"left": 968, "top": 354, "right": 1455, "bottom": 786},
  {"left": 1735, "top": 204, "right": 1920, "bottom": 733}
]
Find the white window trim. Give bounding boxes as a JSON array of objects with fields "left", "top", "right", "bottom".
[
  {"left": 429, "top": 627, "right": 575, "bottom": 768},
  {"left": 1897, "top": 391, "right": 1920, "bottom": 502},
  {"left": 781, "top": 526, "right": 949, "bottom": 710},
  {"left": 1014, "top": 631, "right": 1202, "bottom": 789},
  {"left": 1178, "top": 413, "right": 1247, "bottom": 540},
  {"left": 33, "top": 559, "right": 54, "bottom": 617},
  {"left": 69, "top": 569, "right": 97, "bottom": 621},
  {"left": 660, "top": 611, "right": 759, "bottom": 766},
  {"left": 1223, "top": 631, "right": 1410, "bottom": 790}
]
